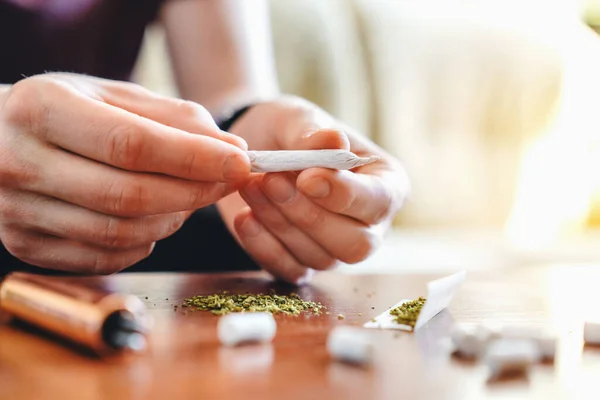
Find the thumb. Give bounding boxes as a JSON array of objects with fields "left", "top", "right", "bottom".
[{"left": 289, "top": 128, "right": 351, "bottom": 151}]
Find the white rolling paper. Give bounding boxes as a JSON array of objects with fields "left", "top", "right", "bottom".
[
  {"left": 363, "top": 270, "right": 466, "bottom": 331},
  {"left": 247, "top": 150, "right": 380, "bottom": 173}
]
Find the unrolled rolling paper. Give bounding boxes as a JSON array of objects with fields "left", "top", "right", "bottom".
[
  {"left": 363, "top": 270, "right": 466, "bottom": 331},
  {"left": 247, "top": 150, "right": 380, "bottom": 173}
]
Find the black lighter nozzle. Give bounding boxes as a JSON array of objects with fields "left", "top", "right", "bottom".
[{"left": 102, "top": 311, "right": 147, "bottom": 351}]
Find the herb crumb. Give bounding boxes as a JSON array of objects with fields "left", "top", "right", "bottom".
[
  {"left": 338, "top": 314, "right": 345, "bottom": 320},
  {"left": 182, "top": 292, "right": 326, "bottom": 316}
]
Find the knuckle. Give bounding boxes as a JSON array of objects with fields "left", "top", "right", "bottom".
[
  {"left": 184, "top": 151, "right": 197, "bottom": 177},
  {"left": 3, "top": 77, "right": 59, "bottom": 138},
  {"left": 103, "top": 179, "right": 147, "bottom": 217},
  {"left": 262, "top": 211, "right": 292, "bottom": 233},
  {"left": 0, "top": 151, "right": 41, "bottom": 189},
  {"left": 105, "top": 123, "right": 146, "bottom": 170},
  {"left": 174, "top": 100, "right": 211, "bottom": 121},
  {"left": 0, "top": 194, "right": 21, "bottom": 221},
  {"left": 338, "top": 188, "right": 359, "bottom": 215},
  {"left": 2, "top": 231, "right": 38, "bottom": 260},
  {"left": 187, "top": 184, "right": 208, "bottom": 209},
  {"left": 99, "top": 217, "right": 134, "bottom": 249},
  {"left": 296, "top": 205, "right": 325, "bottom": 231}
]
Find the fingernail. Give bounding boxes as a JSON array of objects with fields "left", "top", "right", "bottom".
[
  {"left": 301, "top": 129, "right": 319, "bottom": 139},
  {"left": 223, "top": 154, "right": 250, "bottom": 181},
  {"left": 295, "top": 269, "right": 316, "bottom": 286},
  {"left": 243, "top": 181, "right": 268, "bottom": 204},
  {"left": 303, "top": 177, "right": 330, "bottom": 198},
  {"left": 264, "top": 175, "right": 296, "bottom": 203},
  {"left": 240, "top": 215, "right": 261, "bottom": 238}
]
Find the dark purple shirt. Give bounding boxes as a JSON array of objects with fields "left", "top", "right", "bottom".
[{"left": 0, "top": 0, "right": 165, "bottom": 84}]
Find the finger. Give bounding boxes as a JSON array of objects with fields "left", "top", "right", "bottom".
[
  {"left": 0, "top": 229, "right": 154, "bottom": 274},
  {"left": 30, "top": 79, "right": 250, "bottom": 182},
  {"left": 88, "top": 78, "right": 249, "bottom": 150},
  {"left": 0, "top": 191, "right": 187, "bottom": 250},
  {"left": 296, "top": 169, "right": 395, "bottom": 225},
  {"left": 239, "top": 179, "right": 337, "bottom": 271},
  {"left": 233, "top": 208, "right": 311, "bottom": 284},
  {"left": 26, "top": 149, "right": 237, "bottom": 217},
  {"left": 261, "top": 173, "right": 382, "bottom": 264},
  {"left": 280, "top": 127, "right": 350, "bottom": 152}
]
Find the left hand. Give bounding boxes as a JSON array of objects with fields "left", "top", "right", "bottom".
[{"left": 219, "top": 96, "right": 410, "bottom": 284}]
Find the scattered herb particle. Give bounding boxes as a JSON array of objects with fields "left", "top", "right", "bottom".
[
  {"left": 182, "top": 292, "right": 326, "bottom": 316},
  {"left": 371, "top": 307, "right": 375, "bottom": 309},
  {"left": 358, "top": 313, "right": 362, "bottom": 316},
  {"left": 371, "top": 318, "right": 376, "bottom": 323},
  {"left": 338, "top": 314, "right": 345, "bottom": 320},
  {"left": 389, "top": 297, "right": 426, "bottom": 328},
  {"left": 145, "top": 297, "right": 148, "bottom": 300}
]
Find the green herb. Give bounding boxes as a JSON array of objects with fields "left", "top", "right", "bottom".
[
  {"left": 389, "top": 297, "right": 426, "bottom": 328},
  {"left": 182, "top": 292, "right": 326, "bottom": 316}
]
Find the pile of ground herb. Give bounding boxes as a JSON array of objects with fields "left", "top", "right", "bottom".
[
  {"left": 182, "top": 291, "right": 326, "bottom": 316},
  {"left": 389, "top": 297, "right": 426, "bottom": 328}
]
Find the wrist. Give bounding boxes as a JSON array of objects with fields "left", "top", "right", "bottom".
[
  {"left": 215, "top": 103, "right": 256, "bottom": 133},
  {"left": 0, "top": 85, "right": 11, "bottom": 109}
]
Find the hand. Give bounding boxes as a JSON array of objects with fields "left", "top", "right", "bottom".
[
  {"left": 219, "top": 96, "right": 409, "bottom": 284},
  {"left": 0, "top": 73, "right": 250, "bottom": 273}
]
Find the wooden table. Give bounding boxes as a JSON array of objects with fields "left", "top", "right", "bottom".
[{"left": 1, "top": 265, "right": 600, "bottom": 400}]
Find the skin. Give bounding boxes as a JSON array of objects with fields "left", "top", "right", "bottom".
[{"left": 0, "top": 0, "right": 410, "bottom": 283}]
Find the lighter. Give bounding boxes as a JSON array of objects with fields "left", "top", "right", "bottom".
[{"left": 0, "top": 272, "right": 152, "bottom": 355}]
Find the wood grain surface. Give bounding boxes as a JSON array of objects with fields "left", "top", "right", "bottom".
[{"left": 1, "top": 265, "right": 600, "bottom": 400}]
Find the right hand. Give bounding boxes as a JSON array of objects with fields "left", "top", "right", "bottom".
[{"left": 0, "top": 73, "right": 250, "bottom": 274}]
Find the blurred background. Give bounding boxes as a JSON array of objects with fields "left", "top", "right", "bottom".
[{"left": 133, "top": 0, "right": 600, "bottom": 273}]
